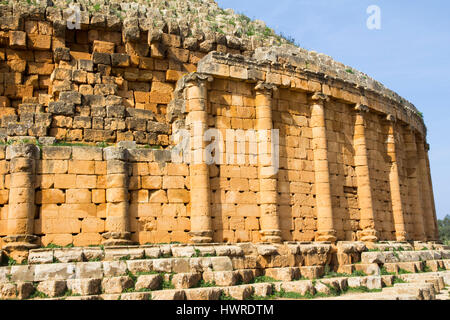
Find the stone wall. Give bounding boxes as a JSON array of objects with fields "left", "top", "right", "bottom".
[{"left": 0, "top": 1, "right": 440, "bottom": 255}]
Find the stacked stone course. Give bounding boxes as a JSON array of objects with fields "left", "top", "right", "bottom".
[{"left": 0, "top": 0, "right": 441, "bottom": 263}]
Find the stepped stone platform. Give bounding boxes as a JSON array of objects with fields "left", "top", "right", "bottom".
[{"left": 1, "top": 241, "right": 449, "bottom": 300}]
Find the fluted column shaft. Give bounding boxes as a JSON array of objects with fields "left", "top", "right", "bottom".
[
  {"left": 385, "top": 115, "right": 407, "bottom": 242},
  {"left": 187, "top": 77, "right": 213, "bottom": 243},
  {"left": 310, "top": 92, "right": 336, "bottom": 242},
  {"left": 353, "top": 105, "right": 378, "bottom": 242},
  {"left": 255, "top": 83, "right": 281, "bottom": 243},
  {"left": 404, "top": 128, "right": 426, "bottom": 241},
  {"left": 103, "top": 147, "right": 133, "bottom": 246},
  {"left": 4, "top": 144, "right": 39, "bottom": 262}
]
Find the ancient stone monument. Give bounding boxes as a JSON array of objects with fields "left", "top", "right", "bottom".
[{"left": 0, "top": 0, "right": 447, "bottom": 301}]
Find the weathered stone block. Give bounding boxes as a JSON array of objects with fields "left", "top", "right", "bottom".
[
  {"left": 102, "top": 276, "right": 134, "bottom": 294},
  {"left": 37, "top": 280, "right": 67, "bottom": 297},
  {"left": 172, "top": 273, "right": 202, "bottom": 289}
]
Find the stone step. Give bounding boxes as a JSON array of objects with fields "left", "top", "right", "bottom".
[
  {"left": 26, "top": 244, "right": 246, "bottom": 265},
  {"left": 6, "top": 273, "right": 391, "bottom": 300},
  {"left": 12, "top": 271, "right": 447, "bottom": 301},
  {"left": 383, "top": 283, "right": 436, "bottom": 300},
  {"left": 20, "top": 242, "right": 335, "bottom": 266},
  {"left": 361, "top": 250, "right": 450, "bottom": 264}
]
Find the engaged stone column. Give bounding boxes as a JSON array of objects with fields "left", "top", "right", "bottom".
[
  {"left": 255, "top": 82, "right": 281, "bottom": 243},
  {"left": 416, "top": 137, "right": 437, "bottom": 240},
  {"left": 353, "top": 104, "right": 378, "bottom": 242},
  {"left": 385, "top": 115, "right": 408, "bottom": 242},
  {"left": 424, "top": 144, "right": 440, "bottom": 240},
  {"left": 4, "top": 144, "right": 39, "bottom": 262},
  {"left": 187, "top": 76, "right": 213, "bottom": 243},
  {"left": 310, "top": 92, "right": 336, "bottom": 243},
  {"left": 404, "top": 127, "right": 426, "bottom": 241},
  {"left": 102, "top": 147, "right": 133, "bottom": 246}
]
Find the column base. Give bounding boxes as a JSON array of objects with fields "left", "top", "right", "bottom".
[
  {"left": 189, "top": 231, "right": 213, "bottom": 244},
  {"left": 357, "top": 229, "right": 378, "bottom": 243},
  {"left": 2, "top": 235, "right": 39, "bottom": 263},
  {"left": 315, "top": 230, "right": 337, "bottom": 243},
  {"left": 101, "top": 232, "right": 135, "bottom": 247},
  {"left": 395, "top": 231, "right": 407, "bottom": 242},
  {"left": 260, "top": 230, "right": 282, "bottom": 243}
]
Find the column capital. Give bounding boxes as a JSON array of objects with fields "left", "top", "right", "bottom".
[
  {"left": 6, "top": 144, "right": 40, "bottom": 160},
  {"left": 354, "top": 104, "right": 370, "bottom": 113},
  {"left": 309, "top": 92, "right": 329, "bottom": 103},
  {"left": 254, "top": 81, "right": 278, "bottom": 95},
  {"left": 386, "top": 114, "right": 397, "bottom": 123},
  {"left": 184, "top": 73, "right": 213, "bottom": 87}
]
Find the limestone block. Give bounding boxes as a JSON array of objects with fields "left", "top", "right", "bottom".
[
  {"left": 354, "top": 263, "right": 380, "bottom": 276},
  {"left": 265, "top": 267, "right": 299, "bottom": 282},
  {"left": 210, "top": 257, "right": 233, "bottom": 271},
  {"left": 381, "top": 275, "right": 395, "bottom": 287},
  {"left": 75, "top": 262, "right": 103, "bottom": 279},
  {"left": 28, "top": 249, "right": 54, "bottom": 264},
  {"left": 41, "top": 147, "right": 72, "bottom": 160},
  {"left": 361, "top": 252, "right": 386, "bottom": 264},
  {"left": 171, "top": 246, "right": 196, "bottom": 258},
  {"left": 189, "top": 257, "right": 213, "bottom": 273},
  {"left": 0, "top": 267, "right": 11, "bottom": 283},
  {"left": 314, "top": 281, "right": 331, "bottom": 295},
  {"left": 299, "top": 243, "right": 332, "bottom": 266},
  {"left": 34, "top": 263, "right": 76, "bottom": 281},
  {"left": 121, "top": 292, "right": 152, "bottom": 300},
  {"left": 67, "top": 279, "right": 102, "bottom": 295},
  {"left": 203, "top": 271, "right": 239, "bottom": 286},
  {"left": 279, "top": 280, "right": 315, "bottom": 296},
  {"left": 126, "top": 260, "right": 153, "bottom": 274},
  {"left": 135, "top": 274, "right": 162, "bottom": 291},
  {"left": 17, "top": 282, "right": 35, "bottom": 299},
  {"left": 102, "top": 261, "right": 127, "bottom": 277},
  {"left": 93, "top": 40, "right": 115, "bottom": 53},
  {"left": 193, "top": 246, "right": 216, "bottom": 257},
  {"left": 0, "top": 283, "right": 17, "bottom": 300},
  {"left": 152, "top": 258, "right": 173, "bottom": 273},
  {"left": 48, "top": 101, "right": 74, "bottom": 116},
  {"left": 10, "top": 265, "right": 35, "bottom": 282},
  {"left": 214, "top": 245, "right": 244, "bottom": 257},
  {"left": 9, "top": 31, "right": 26, "bottom": 49},
  {"left": 172, "top": 273, "right": 202, "bottom": 289},
  {"left": 365, "top": 276, "right": 383, "bottom": 290},
  {"left": 299, "top": 266, "right": 324, "bottom": 279},
  {"left": 172, "top": 258, "right": 191, "bottom": 274},
  {"left": 151, "top": 289, "right": 185, "bottom": 300},
  {"left": 72, "top": 147, "right": 103, "bottom": 161},
  {"left": 224, "top": 285, "right": 254, "bottom": 300},
  {"left": 27, "top": 34, "right": 52, "bottom": 50},
  {"left": 345, "top": 276, "right": 364, "bottom": 289},
  {"left": 37, "top": 280, "right": 67, "bottom": 297},
  {"left": 237, "top": 269, "right": 254, "bottom": 284},
  {"left": 184, "top": 287, "right": 222, "bottom": 300},
  {"left": 104, "top": 248, "right": 144, "bottom": 261},
  {"left": 144, "top": 247, "right": 161, "bottom": 259},
  {"left": 252, "top": 283, "right": 273, "bottom": 297},
  {"left": 82, "top": 248, "right": 104, "bottom": 261},
  {"left": 101, "top": 276, "right": 134, "bottom": 294},
  {"left": 256, "top": 244, "right": 279, "bottom": 256},
  {"left": 54, "top": 248, "right": 83, "bottom": 263}
]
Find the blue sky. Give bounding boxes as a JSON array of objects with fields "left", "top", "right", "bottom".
[{"left": 217, "top": 0, "right": 450, "bottom": 219}]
